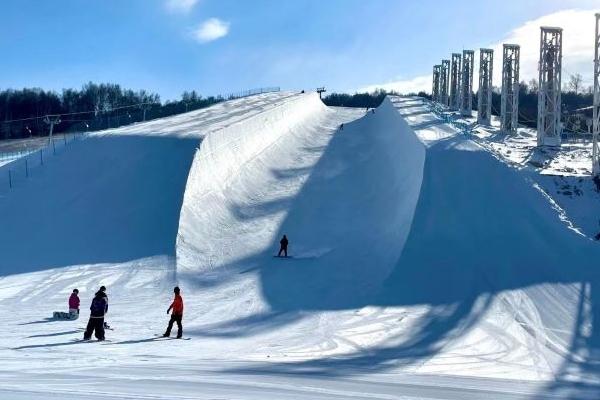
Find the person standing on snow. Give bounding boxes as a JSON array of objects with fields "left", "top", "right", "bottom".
[
  {"left": 96, "top": 286, "right": 111, "bottom": 330},
  {"left": 278, "top": 234, "right": 289, "bottom": 257},
  {"left": 68, "top": 289, "right": 80, "bottom": 319},
  {"left": 83, "top": 286, "right": 108, "bottom": 341},
  {"left": 163, "top": 286, "right": 184, "bottom": 339}
]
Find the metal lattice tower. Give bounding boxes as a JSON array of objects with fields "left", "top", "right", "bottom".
[
  {"left": 477, "top": 49, "right": 494, "bottom": 125},
  {"left": 537, "top": 27, "right": 563, "bottom": 146},
  {"left": 440, "top": 59, "right": 450, "bottom": 107},
  {"left": 450, "top": 53, "right": 462, "bottom": 111},
  {"left": 460, "top": 50, "right": 474, "bottom": 117},
  {"left": 501, "top": 44, "right": 520, "bottom": 134},
  {"left": 432, "top": 65, "right": 442, "bottom": 102},
  {"left": 593, "top": 14, "right": 600, "bottom": 175}
]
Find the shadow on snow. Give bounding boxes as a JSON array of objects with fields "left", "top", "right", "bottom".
[
  {"left": 0, "top": 134, "right": 198, "bottom": 274},
  {"left": 182, "top": 100, "right": 600, "bottom": 398}
]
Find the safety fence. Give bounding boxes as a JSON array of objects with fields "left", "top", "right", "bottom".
[
  {"left": 0, "top": 133, "right": 87, "bottom": 192},
  {"left": 561, "top": 132, "right": 593, "bottom": 144},
  {"left": 0, "top": 150, "right": 35, "bottom": 164},
  {"left": 225, "top": 87, "right": 280, "bottom": 100},
  {"left": 426, "top": 98, "right": 593, "bottom": 146},
  {"left": 426, "top": 100, "right": 477, "bottom": 135}
]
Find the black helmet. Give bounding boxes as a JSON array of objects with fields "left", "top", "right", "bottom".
[
  {"left": 73, "top": 289, "right": 79, "bottom": 294},
  {"left": 99, "top": 286, "right": 106, "bottom": 292},
  {"left": 174, "top": 286, "right": 180, "bottom": 294}
]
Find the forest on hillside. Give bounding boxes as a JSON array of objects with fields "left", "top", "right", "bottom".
[{"left": 0, "top": 83, "right": 223, "bottom": 140}]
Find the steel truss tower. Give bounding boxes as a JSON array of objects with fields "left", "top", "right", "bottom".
[
  {"left": 501, "top": 44, "right": 520, "bottom": 134},
  {"left": 460, "top": 50, "right": 475, "bottom": 117},
  {"left": 440, "top": 60, "right": 450, "bottom": 107},
  {"left": 450, "top": 53, "right": 462, "bottom": 111},
  {"left": 537, "top": 27, "right": 563, "bottom": 146},
  {"left": 477, "top": 49, "right": 494, "bottom": 125},
  {"left": 432, "top": 65, "right": 441, "bottom": 103},
  {"left": 593, "top": 14, "right": 600, "bottom": 175}
]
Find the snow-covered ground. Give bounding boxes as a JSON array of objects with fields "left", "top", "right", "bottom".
[
  {"left": 1, "top": 93, "right": 600, "bottom": 399},
  {"left": 417, "top": 98, "right": 600, "bottom": 240}
]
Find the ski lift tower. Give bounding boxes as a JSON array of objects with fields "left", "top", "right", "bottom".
[
  {"left": 450, "top": 53, "right": 462, "bottom": 111},
  {"left": 460, "top": 50, "right": 475, "bottom": 117},
  {"left": 537, "top": 26, "right": 563, "bottom": 147},
  {"left": 593, "top": 14, "right": 600, "bottom": 176},
  {"left": 501, "top": 44, "right": 520, "bottom": 134},
  {"left": 441, "top": 59, "right": 450, "bottom": 107},
  {"left": 477, "top": 49, "right": 494, "bottom": 125},
  {"left": 316, "top": 87, "right": 326, "bottom": 99},
  {"left": 43, "top": 115, "right": 62, "bottom": 144},
  {"left": 432, "top": 65, "right": 442, "bottom": 103}
]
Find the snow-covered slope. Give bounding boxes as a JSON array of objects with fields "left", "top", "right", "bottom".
[
  {"left": 387, "top": 96, "right": 600, "bottom": 396},
  {"left": 0, "top": 92, "right": 299, "bottom": 273},
  {"left": 1, "top": 93, "right": 600, "bottom": 399}
]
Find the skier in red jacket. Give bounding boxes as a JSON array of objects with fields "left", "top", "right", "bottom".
[{"left": 163, "top": 287, "right": 184, "bottom": 339}]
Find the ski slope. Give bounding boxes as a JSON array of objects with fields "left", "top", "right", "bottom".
[{"left": 0, "top": 93, "right": 600, "bottom": 399}]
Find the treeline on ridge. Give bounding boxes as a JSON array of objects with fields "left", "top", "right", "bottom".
[{"left": 0, "top": 83, "right": 223, "bottom": 140}]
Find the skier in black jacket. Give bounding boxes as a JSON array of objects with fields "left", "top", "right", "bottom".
[
  {"left": 278, "top": 235, "right": 289, "bottom": 257},
  {"left": 83, "top": 286, "right": 108, "bottom": 341},
  {"left": 97, "top": 286, "right": 111, "bottom": 330}
]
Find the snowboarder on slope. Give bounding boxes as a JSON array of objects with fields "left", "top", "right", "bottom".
[
  {"left": 96, "top": 285, "right": 111, "bottom": 330},
  {"left": 278, "top": 234, "right": 289, "bottom": 257},
  {"left": 163, "top": 286, "right": 184, "bottom": 339},
  {"left": 83, "top": 286, "right": 108, "bottom": 341},
  {"left": 68, "top": 289, "right": 80, "bottom": 319}
]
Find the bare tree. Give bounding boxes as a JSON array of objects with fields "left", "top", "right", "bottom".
[
  {"left": 568, "top": 73, "right": 583, "bottom": 94},
  {"left": 528, "top": 79, "right": 539, "bottom": 94}
]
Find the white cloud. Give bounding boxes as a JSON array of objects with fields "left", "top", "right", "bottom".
[
  {"left": 360, "top": 8, "right": 597, "bottom": 94},
  {"left": 488, "top": 9, "right": 596, "bottom": 88},
  {"left": 192, "top": 18, "right": 230, "bottom": 44},
  {"left": 359, "top": 75, "right": 431, "bottom": 94},
  {"left": 166, "top": 0, "right": 199, "bottom": 14}
]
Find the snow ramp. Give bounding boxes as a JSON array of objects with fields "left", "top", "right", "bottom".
[
  {"left": 372, "top": 96, "right": 600, "bottom": 387},
  {"left": 176, "top": 94, "right": 426, "bottom": 311},
  {"left": 176, "top": 95, "right": 600, "bottom": 386},
  {"left": 0, "top": 92, "right": 299, "bottom": 274}
]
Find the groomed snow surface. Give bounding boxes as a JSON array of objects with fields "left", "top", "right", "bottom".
[{"left": 0, "top": 93, "right": 599, "bottom": 399}]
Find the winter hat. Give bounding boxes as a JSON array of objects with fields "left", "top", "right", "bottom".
[
  {"left": 174, "top": 286, "right": 180, "bottom": 294},
  {"left": 99, "top": 286, "right": 106, "bottom": 292},
  {"left": 73, "top": 289, "right": 79, "bottom": 294}
]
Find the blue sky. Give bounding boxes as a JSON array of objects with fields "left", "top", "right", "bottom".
[{"left": 0, "top": 0, "right": 597, "bottom": 100}]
